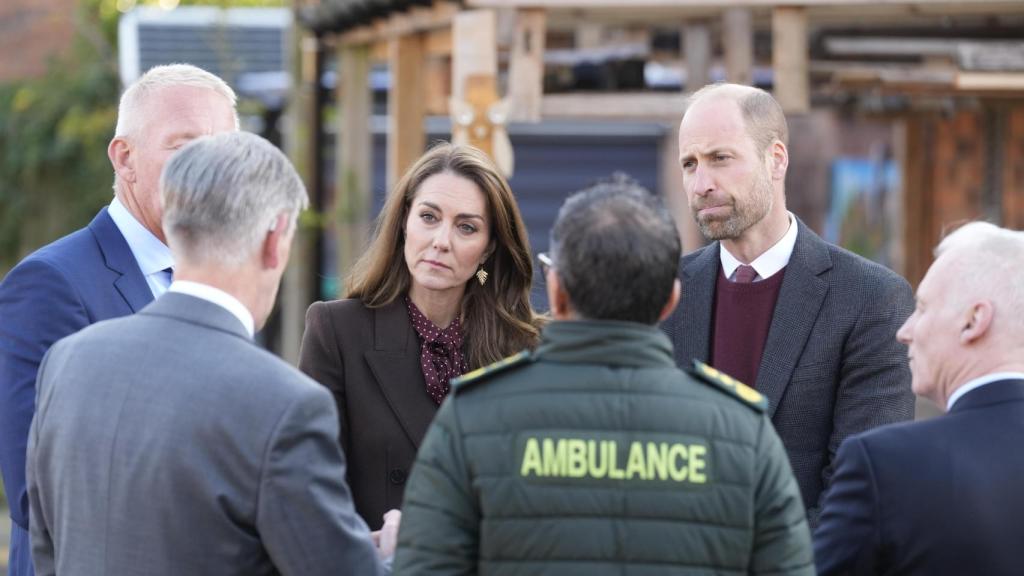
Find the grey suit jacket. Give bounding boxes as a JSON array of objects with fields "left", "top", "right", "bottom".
[
  {"left": 662, "top": 219, "right": 915, "bottom": 523},
  {"left": 26, "top": 292, "right": 385, "bottom": 576}
]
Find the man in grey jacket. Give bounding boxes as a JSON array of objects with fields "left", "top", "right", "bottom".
[
  {"left": 394, "top": 177, "right": 812, "bottom": 575},
  {"left": 26, "top": 132, "right": 395, "bottom": 576}
]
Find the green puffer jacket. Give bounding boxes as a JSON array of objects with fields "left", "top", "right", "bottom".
[{"left": 394, "top": 320, "right": 814, "bottom": 576}]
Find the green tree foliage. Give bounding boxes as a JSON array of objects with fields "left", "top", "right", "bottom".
[{"left": 0, "top": 0, "right": 286, "bottom": 271}]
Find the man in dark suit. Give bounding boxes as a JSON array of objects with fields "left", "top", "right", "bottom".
[
  {"left": 662, "top": 83, "right": 915, "bottom": 524},
  {"left": 26, "top": 132, "right": 395, "bottom": 576},
  {"left": 814, "top": 222, "right": 1024, "bottom": 575},
  {"left": 0, "top": 64, "right": 237, "bottom": 576}
]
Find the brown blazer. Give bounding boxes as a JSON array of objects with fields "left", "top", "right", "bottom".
[{"left": 299, "top": 298, "right": 438, "bottom": 530}]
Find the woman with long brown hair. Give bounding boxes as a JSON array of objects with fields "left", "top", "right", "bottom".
[{"left": 299, "top": 142, "right": 542, "bottom": 529}]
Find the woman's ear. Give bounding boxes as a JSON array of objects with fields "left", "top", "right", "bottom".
[{"left": 481, "top": 239, "right": 496, "bottom": 266}]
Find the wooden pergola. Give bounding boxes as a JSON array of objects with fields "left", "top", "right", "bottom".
[{"left": 274, "top": 0, "right": 1024, "bottom": 361}]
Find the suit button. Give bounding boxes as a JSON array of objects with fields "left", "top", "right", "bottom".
[{"left": 389, "top": 469, "right": 407, "bottom": 484}]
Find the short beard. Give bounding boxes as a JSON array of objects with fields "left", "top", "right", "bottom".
[{"left": 692, "top": 168, "right": 774, "bottom": 241}]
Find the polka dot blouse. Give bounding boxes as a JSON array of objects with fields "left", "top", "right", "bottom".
[{"left": 405, "top": 296, "right": 469, "bottom": 404}]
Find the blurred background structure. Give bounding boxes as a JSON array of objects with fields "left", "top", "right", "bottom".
[{"left": 1, "top": 0, "right": 1023, "bottom": 567}]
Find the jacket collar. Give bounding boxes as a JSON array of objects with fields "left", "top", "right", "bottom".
[
  {"left": 949, "top": 379, "right": 1024, "bottom": 414},
  {"left": 538, "top": 320, "right": 676, "bottom": 369},
  {"left": 88, "top": 206, "right": 153, "bottom": 312},
  {"left": 138, "top": 291, "right": 252, "bottom": 341}
]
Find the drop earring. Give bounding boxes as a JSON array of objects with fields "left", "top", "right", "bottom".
[{"left": 476, "top": 266, "right": 489, "bottom": 285}]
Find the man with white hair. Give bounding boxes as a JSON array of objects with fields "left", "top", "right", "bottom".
[
  {"left": 27, "top": 131, "right": 395, "bottom": 576},
  {"left": 0, "top": 64, "right": 237, "bottom": 576},
  {"left": 814, "top": 222, "right": 1024, "bottom": 575}
]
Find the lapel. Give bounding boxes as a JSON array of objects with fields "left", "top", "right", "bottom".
[
  {"left": 89, "top": 207, "right": 154, "bottom": 313},
  {"left": 676, "top": 244, "right": 720, "bottom": 365},
  {"left": 756, "top": 219, "right": 831, "bottom": 417},
  {"left": 363, "top": 300, "right": 437, "bottom": 449}
]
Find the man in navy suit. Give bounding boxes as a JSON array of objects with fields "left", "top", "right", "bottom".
[
  {"left": 814, "top": 221, "right": 1024, "bottom": 575},
  {"left": 0, "top": 64, "right": 237, "bottom": 576}
]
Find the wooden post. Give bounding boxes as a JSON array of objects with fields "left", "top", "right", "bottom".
[
  {"left": 279, "top": 29, "right": 321, "bottom": 365},
  {"left": 661, "top": 123, "right": 705, "bottom": 254},
  {"left": 336, "top": 44, "right": 373, "bottom": 292},
  {"left": 723, "top": 8, "right": 753, "bottom": 86},
  {"left": 508, "top": 8, "right": 545, "bottom": 122},
  {"left": 387, "top": 32, "right": 426, "bottom": 189},
  {"left": 772, "top": 7, "right": 809, "bottom": 113},
  {"left": 575, "top": 22, "right": 603, "bottom": 50},
  {"left": 684, "top": 21, "right": 711, "bottom": 92},
  {"left": 451, "top": 8, "right": 513, "bottom": 175},
  {"left": 452, "top": 9, "right": 497, "bottom": 102},
  {"left": 1004, "top": 106, "right": 1024, "bottom": 228}
]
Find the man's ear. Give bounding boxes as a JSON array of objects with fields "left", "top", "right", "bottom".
[
  {"left": 545, "top": 268, "right": 572, "bottom": 320},
  {"left": 108, "top": 137, "right": 135, "bottom": 183},
  {"left": 261, "top": 213, "right": 289, "bottom": 270},
  {"left": 961, "top": 300, "right": 994, "bottom": 344},
  {"left": 657, "top": 279, "right": 682, "bottom": 323},
  {"left": 767, "top": 140, "right": 789, "bottom": 182}
]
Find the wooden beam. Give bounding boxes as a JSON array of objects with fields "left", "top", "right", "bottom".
[
  {"left": 723, "top": 8, "right": 753, "bottom": 85},
  {"left": 336, "top": 44, "right": 374, "bottom": 289},
  {"left": 388, "top": 33, "right": 426, "bottom": 189},
  {"left": 425, "top": 27, "right": 453, "bottom": 56},
  {"left": 956, "top": 72, "right": 1024, "bottom": 91},
  {"left": 508, "top": 8, "right": 546, "bottom": 122},
  {"left": 541, "top": 92, "right": 687, "bottom": 119},
  {"left": 338, "top": 0, "right": 461, "bottom": 46},
  {"left": 772, "top": 6, "right": 809, "bottom": 113},
  {"left": 683, "top": 20, "right": 711, "bottom": 92}
]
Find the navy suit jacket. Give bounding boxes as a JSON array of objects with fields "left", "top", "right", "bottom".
[
  {"left": 662, "top": 219, "right": 915, "bottom": 525},
  {"left": 0, "top": 207, "right": 152, "bottom": 576},
  {"left": 814, "top": 379, "right": 1024, "bottom": 575}
]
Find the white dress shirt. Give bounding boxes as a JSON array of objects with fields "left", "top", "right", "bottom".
[
  {"left": 168, "top": 281, "right": 255, "bottom": 339},
  {"left": 107, "top": 197, "right": 174, "bottom": 297},
  {"left": 946, "top": 372, "right": 1024, "bottom": 411},
  {"left": 720, "top": 212, "right": 798, "bottom": 282}
]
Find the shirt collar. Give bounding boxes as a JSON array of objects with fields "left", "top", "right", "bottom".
[
  {"left": 946, "top": 372, "right": 1024, "bottom": 411},
  {"left": 720, "top": 212, "right": 798, "bottom": 281},
  {"left": 168, "top": 281, "right": 255, "bottom": 338},
  {"left": 107, "top": 197, "right": 173, "bottom": 276}
]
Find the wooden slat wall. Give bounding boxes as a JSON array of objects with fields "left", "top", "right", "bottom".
[
  {"left": 1004, "top": 107, "right": 1024, "bottom": 229},
  {"left": 904, "top": 104, "right": 1024, "bottom": 287}
]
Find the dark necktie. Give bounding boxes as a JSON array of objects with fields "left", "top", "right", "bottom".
[
  {"left": 734, "top": 264, "right": 757, "bottom": 284},
  {"left": 163, "top": 267, "right": 174, "bottom": 284}
]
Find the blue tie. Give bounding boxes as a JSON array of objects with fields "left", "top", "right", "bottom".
[{"left": 163, "top": 267, "right": 174, "bottom": 284}]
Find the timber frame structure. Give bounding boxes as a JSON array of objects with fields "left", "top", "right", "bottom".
[{"left": 276, "top": 0, "right": 1024, "bottom": 360}]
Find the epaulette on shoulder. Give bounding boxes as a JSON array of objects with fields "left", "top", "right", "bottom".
[
  {"left": 687, "top": 360, "right": 768, "bottom": 413},
  {"left": 452, "top": 350, "right": 533, "bottom": 393}
]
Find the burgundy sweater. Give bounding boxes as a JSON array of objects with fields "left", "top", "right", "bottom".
[{"left": 711, "top": 265, "right": 787, "bottom": 388}]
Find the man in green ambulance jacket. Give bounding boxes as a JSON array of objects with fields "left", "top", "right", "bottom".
[{"left": 393, "top": 176, "right": 813, "bottom": 576}]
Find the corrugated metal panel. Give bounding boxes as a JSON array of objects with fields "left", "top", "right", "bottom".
[{"left": 137, "top": 24, "right": 285, "bottom": 86}]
